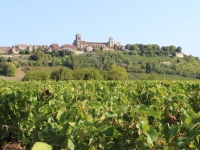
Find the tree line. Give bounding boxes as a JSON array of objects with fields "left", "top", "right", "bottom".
[
  {"left": 125, "top": 44, "right": 182, "bottom": 56},
  {"left": 22, "top": 65, "right": 128, "bottom": 81}
]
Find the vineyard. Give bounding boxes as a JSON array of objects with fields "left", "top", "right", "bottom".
[{"left": 0, "top": 80, "right": 200, "bottom": 149}]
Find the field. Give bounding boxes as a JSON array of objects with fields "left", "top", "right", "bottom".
[
  {"left": 0, "top": 80, "right": 199, "bottom": 149},
  {"left": 130, "top": 73, "right": 197, "bottom": 80}
]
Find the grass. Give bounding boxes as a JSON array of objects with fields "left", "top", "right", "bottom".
[
  {"left": 0, "top": 68, "right": 25, "bottom": 81},
  {"left": 22, "top": 66, "right": 67, "bottom": 74},
  {"left": 123, "top": 54, "right": 179, "bottom": 63},
  {"left": 129, "top": 73, "right": 197, "bottom": 80}
]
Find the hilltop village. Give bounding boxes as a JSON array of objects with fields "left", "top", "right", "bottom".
[{"left": 0, "top": 34, "right": 125, "bottom": 54}]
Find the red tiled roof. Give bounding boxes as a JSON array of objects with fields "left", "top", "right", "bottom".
[
  {"left": 51, "top": 43, "right": 60, "bottom": 50},
  {"left": 62, "top": 44, "right": 76, "bottom": 49},
  {"left": 18, "top": 44, "right": 28, "bottom": 47},
  {"left": 81, "top": 41, "right": 106, "bottom": 45}
]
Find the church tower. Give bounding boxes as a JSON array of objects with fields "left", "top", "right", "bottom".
[
  {"left": 75, "top": 34, "right": 81, "bottom": 48},
  {"left": 108, "top": 37, "right": 114, "bottom": 48}
]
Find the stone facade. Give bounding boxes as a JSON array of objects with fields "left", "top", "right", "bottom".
[
  {"left": 73, "top": 34, "right": 119, "bottom": 51},
  {"left": 176, "top": 52, "right": 184, "bottom": 58},
  {"left": 10, "top": 46, "right": 19, "bottom": 54},
  {"left": 0, "top": 47, "right": 10, "bottom": 53},
  {"left": 61, "top": 44, "right": 76, "bottom": 52},
  {"left": 17, "top": 44, "right": 28, "bottom": 50},
  {"left": 50, "top": 43, "right": 61, "bottom": 50},
  {"left": 0, "top": 34, "right": 121, "bottom": 54},
  {"left": 28, "top": 45, "right": 33, "bottom": 51}
]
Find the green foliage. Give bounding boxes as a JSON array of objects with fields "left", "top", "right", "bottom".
[
  {"left": 31, "top": 50, "right": 44, "bottom": 61},
  {"left": 141, "top": 73, "right": 157, "bottom": 80},
  {"left": 114, "top": 44, "right": 118, "bottom": 50},
  {"left": 22, "top": 70, "right": 50, "bottom": 81},
  {"left": 0, "top": 81, "right": 199, "bottom": 149},
  {"left": 107, "top": 65, "right": 128, "bottom": 80},
  {"left": 176, "top": 46, "right": 182, "bottom": 52},
  {"left": 32, "top": 142, "right": 52, "bottom": 150},
  {"left": 0, "top": 56, "right": 6, "bottom": 63},
  {"left": 80, "top": 68, "right": 103, "bottom": 80},
  {"left": 73, "top": 68, "right": 103, "bottom": 80},
  {"left": 50, "top": 68, "right": 73, "bottom": 81},
  {"left": 19, "top": 49, "right": 31, "bottom": 54},
  {"left": 0, "top": 62, "right": 16, "bottom": 76}
]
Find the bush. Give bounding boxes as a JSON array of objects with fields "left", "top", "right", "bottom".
[
  {"left": 73, "top": 68, "right": 103, "bottom": 80},
  {"left": 1, "top": 62, "right": 16, "bottom": 77},
  {"left": 22, "top": 70, "right": 50, "bottom": 81},
  {"left": 107, "top": 65, "right": 128, "bottom": 80},
  {"left": 51, "top": 68, "right": 73, "bottom": 81}
]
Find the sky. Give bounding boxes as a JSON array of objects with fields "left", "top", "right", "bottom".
[{"left": 0, "top": 0, "right": 200, "bottom": 57}]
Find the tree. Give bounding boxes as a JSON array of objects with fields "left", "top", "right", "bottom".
[
  {"left": 82, "top": 68, "right": 103, "bottom": 80},
  {"left": 31, "top": 50, "right": 44, "bottom": 61},
  {"left": 114, "top": 44, "right": 118, "bottom": 50},
  {"left": 146, "top": 62, "right": 152, "bottom": 73},
  {"left": 125, "top": 44, "right": 131, "bottom": 50},
  {"left": 107, "top": 65, "right": 128, "bottom": 80},
  {"left": 1, "top": 63, "right": 16, "bottom": 77},
  {"left": 25, "top": 50, "right": 31, "bottom": 54},
  {"left": 176, "top": 46, "right": 182, "bottom": 52},
  {"left": 7, "top": 57, "right": 12, "bottom": 62},
  {"left": 22, "top": 70, "right": 50, "bottom": 81},
  {"left": 51, "top": 68, "right": 73, "bottom": 81},
  {"left": 0, "top": 56, "right": 6, "bottom": 63},
  {"left": 169, "top": 45, "right": 176, "bottom": 53},
  {"left": 19, "top": 50, "right": 26, "bottom": 54}
]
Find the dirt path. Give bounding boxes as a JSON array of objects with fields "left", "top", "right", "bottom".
[{"left": 0, "top": 68, "right": 25, "bottom": 81}]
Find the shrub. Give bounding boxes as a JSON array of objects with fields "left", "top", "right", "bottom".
[
  {"left": 22, "top": 70, "right": 50, "bottom": 81},
  {"left": 50, "top": 68, "right": 73, "bottom": 81},
  {"left": 1, "top": 62, "right": 16, "bottom": 77}
]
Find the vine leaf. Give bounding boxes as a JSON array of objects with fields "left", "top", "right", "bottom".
[
  {"left": 68, "top": 139, "right": 75, "bottom": 150},
  {"left": 32, "top": 142, "right": 52, "bottom": 150},
  {"left": 146, "top": 128, "right": 158, "bottom": 146},
  {"left": 56, "top": 109, "right": 67, "bottom": 124}
]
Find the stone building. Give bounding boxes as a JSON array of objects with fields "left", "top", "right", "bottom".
[
  {"left": 0, "top": 34, "right": 122, "bottom": 54},
  {"left": 176, "top": 52, "right": 184, "bottom": 58},
  {"left": 16, "top": 44, "right": 28, "bottom": 50},
  {"left": 28, "top": 45, "right": 33, "bottom": 51},
  {"left": 0, "top": 47, "right": 10, "bottom": 53},
  {"left": 73, "top": 34, "right": 115, "bottom": 51},
  {"left": 10, "top": 46, "right": 19, "bottom": 54},
  {"left": 61, "top": 44, "right": 76, "bottom": 52},
  {"left": 49, "top": 43, "right": 61, "bottom": 50}
]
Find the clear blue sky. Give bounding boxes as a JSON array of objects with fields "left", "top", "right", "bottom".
[{"left": 0, "top": 0, "right": 200, "bottom": 57}]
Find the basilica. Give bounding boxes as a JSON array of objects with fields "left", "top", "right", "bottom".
[
  {"left": 73, "top": 34, "right": 121, "bottom": 51},
  {"left": 0, "top": 34, "right": 124, "bottom": 54}
]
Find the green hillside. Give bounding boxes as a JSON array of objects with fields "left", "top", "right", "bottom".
[{"left": 1, "top": 45, "right": 200, "bottom": 81}]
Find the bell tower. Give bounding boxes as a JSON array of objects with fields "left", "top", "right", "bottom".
[
  {"left": 76, "top": 34, "right": 81, "bottom": 48},
  {"left": 108, "top": 37, "right": 114, "bottom": 48}
]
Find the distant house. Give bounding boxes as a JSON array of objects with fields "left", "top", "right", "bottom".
[
  {"left": 10, "top": 46, "right": 19, "bottom": 54},
  {"left": 50, "top": 43, "right": 61, "bottom": 50},
  {"left": 61, "top": 44, "right": 76, "bottom": 52},
  {"left": 176, "top": 52, "right": 184, "bottom": 58},
  {"left": 0, "top": 47, "right": 3, "bottom": 53},
  {"left": 85, "top": 46, "right": 93, "bottom": 52},
  {"left": 114, "top": 41, "right": 121, "bottom": 46},
  {"left": 17, "top": 44, "right": 28, "bottom": 50},
  {"left": 0, "top": 47, "right": 11, "bottom": 53},
  {"left": 118, "top": 45, "right": 126, "bottom": 50},
  {"left": 33, "top": 45, "right": 45, "bottom": 51},
  {"left": 28, "top": 45, "right": 33, "bottom": 51},
  {"left": 103, "top": 46, "right": 114, "bottom": 51}
]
